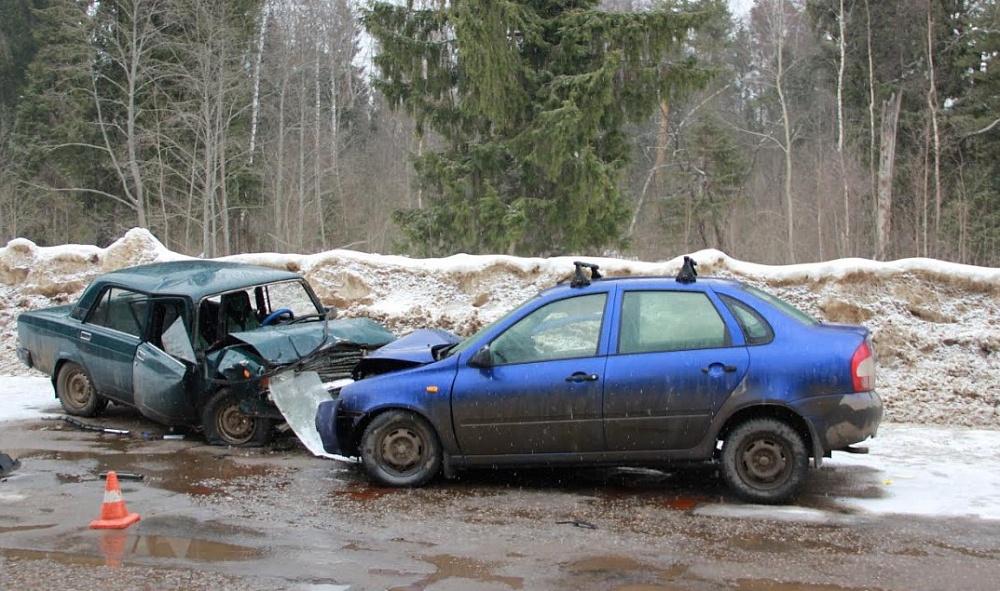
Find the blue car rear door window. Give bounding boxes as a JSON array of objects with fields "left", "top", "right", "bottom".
[{"left": 618, "top": 291, "right": 729, "bottom": 353}]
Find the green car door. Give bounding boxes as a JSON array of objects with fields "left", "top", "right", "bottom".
[
  {"left": 133, "top": 298, "right": 199, "bottom": 425},
  {"left": 77, "top": 286, "right": 146, "bottom": 402}
]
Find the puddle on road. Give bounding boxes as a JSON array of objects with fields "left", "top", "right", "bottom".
[
  {"left": 0, "top": 523, "right": 57, "bottom": 534},
  {"left": 726, "top": 533, "right": 838, "bottom": 554},
  {"left": 564, "top": 555, "right": 690, "bottom": 590},
  {"left": 21, "top": 448, "right": 282, "bottom": 497},
  {"left": 563, "top": 555, "right": 879, "bottom": 591},
  {"left": 4, "top": 533, "right": 260, "bottom": 568},
  {"left": 387, "top": 554, "right": 523, "bottom": 590},
  {"left": 110, "top": 532, "right": 261, "bottom": 562},
  {"left": 732, "top": 580, "right": 875, "bottom": 591}
]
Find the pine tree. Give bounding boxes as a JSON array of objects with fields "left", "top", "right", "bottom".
[{"left": 365, "top": 0, "right": 716, "bottom": 256}]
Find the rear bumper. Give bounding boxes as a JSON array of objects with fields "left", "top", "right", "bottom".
[
  {"left": 794, "top": 390, "right": 883, "bottom": 453},
  {"left": 16, "top": 346, "right": 31, "bottom": 368}
]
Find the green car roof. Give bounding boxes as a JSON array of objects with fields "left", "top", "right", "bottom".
[{"left": 94, "top": 260, "right": 304, "bottom": 301}]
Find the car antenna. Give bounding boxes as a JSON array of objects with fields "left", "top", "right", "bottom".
[
  {"left": 571, "top": 261, "right": 602, "bottom": 288},
  {"left": 676, "top": 256, "right": 698, "bottom": 284}
]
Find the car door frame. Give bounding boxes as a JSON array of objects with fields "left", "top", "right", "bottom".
[
  {"left": 77, "top": 285, "right": 148, "bottom": 404},
  {"left": 132, "top": 296, "right": 200, "bottom": 425},
  {"left": 450, "top": 287, "right": 616, "bottom": 460},
  {"left": 601, "top": 284, "right": 751, "bottom": 454}
]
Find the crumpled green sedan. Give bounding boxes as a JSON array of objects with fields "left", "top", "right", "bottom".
[{"left": 16, "top": 260, "right": 395, "bottom": 446}]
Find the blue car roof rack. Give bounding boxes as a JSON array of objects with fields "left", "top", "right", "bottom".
[
  {"left": 676, "top": 256, "right": 698, "bottom": 284},
  {"left": 571, "top": 261, "right": 602, "bottom": 287}
]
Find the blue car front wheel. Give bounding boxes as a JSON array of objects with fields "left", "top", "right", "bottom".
[{"left": 360, "top": 410, "right": 441, "bottom": 487}]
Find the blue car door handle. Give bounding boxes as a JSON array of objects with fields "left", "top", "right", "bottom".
[
  {"left": 702, "top": 364, "right": 738, "bottom": 373},
  {"left": 565, "top": 372, "right": 599, "bottom": 383}
]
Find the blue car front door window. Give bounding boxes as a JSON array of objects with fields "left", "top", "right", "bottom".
[{"left": 490, "top": 293, "right": 607, "bottom": 365}]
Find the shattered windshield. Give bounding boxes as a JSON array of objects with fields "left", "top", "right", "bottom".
[{"left": 197, "top": 279, "right": 324, "bottom": 345}]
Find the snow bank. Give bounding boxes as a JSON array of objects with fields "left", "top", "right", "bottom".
[{"left": 3, "top": 230, "right": 999, "bottom": 429}]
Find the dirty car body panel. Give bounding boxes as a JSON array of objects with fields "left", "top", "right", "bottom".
[
  {"left": 315, "top": 260, "right": 882, "bottom": 503},
  {"left": 17, "top": 260, "right": 395, "bottom": 446}
]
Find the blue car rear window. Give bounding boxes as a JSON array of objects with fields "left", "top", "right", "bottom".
[{"left": 741, "top": 285, "right": 818, "bottom": 326}]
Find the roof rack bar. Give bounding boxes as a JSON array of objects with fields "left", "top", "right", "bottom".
[
  {"left": 676, "top": 256, "right": 698, "bottom": 284},
  {"left": 571, "top": 261, "right": 602, "bottom": 288}
]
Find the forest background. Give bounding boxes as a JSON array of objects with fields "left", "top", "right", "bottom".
[{"left": 2, "top": 0, "right": 999, "bottom": 266}]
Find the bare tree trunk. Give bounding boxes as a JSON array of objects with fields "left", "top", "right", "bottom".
[
  {"left": 249, "top": 0, "right": 272, "bottom": 164},
  {"left": 837, "top": 0, "right": 850, "bottom": 256},
  {"left": 654, "top": 100, "right": 670, "bottom": 192},
  {"left": 298, "top": 75, "right": 307, "bottom": 250},
  {"left": 876, "top": 92, "right": 902, "bottom": 261},
  {"left": 865, "top": 0, "right": 878, "bottom": 256},
  {"left": 776, "top": 0, "right": 796, "bottom": 262},
  {"left": 275, "top": 74, "right": 288, "bottom": 250},
  {"left": 314, "top": 38, "right": 325, "bottom": 247},
  {"left": 330, "top": 57, "right": 343, "bottom": 229},
  {"left": 925, "top": 3, "right": 943, "bottom": 255}
]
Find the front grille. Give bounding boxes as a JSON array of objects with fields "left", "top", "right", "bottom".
[{"left": 299, "top": 347, "right": 365, "bottom": 382}]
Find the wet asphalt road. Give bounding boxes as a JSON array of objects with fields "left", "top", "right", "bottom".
[{"left": 1, "top": 406, "right": 999, "bottom": 591}]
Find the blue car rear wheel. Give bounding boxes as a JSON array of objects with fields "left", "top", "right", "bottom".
[{"left": 721, "top": 418, "right": 808, "bottom": 504}]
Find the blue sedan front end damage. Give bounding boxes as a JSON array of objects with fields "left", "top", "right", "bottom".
[{"left": 315, "top": 398, "right": 345, "bottom": 455}]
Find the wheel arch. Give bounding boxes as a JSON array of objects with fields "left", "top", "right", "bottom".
[
  {"left": 349, "top": 404, "right": 441, "bottom": 457},
  {"left": 717, "top": 404, "right": 823, "bottom": 466},
  {"left": 51, "top": 355, "right": 87, "bottom": 397}
]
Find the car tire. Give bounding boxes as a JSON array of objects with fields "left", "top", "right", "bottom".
[
  {"left": 721, "top": 418, "right": 808, "bottom": 505},
  {"left": 201, "top": 389, "right": 272, "bottom": 447},
  {"left": 360, "top": 410, "right": 441, "bottom": 487},
  {"left": 55, "top": 362, "right": 103, "bottom": 417}
]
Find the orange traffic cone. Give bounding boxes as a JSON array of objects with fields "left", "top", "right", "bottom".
[{"left": 89, "top": 471, "right": 141, "bottom": 530}]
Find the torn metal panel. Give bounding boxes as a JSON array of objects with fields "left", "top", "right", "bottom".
[{"left": 269, "top": 371, "right": 348, "bottom": 460}]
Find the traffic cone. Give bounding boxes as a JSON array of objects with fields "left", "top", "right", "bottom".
[{"left": 89, "top": 471, "right": 141, "bottom": 530}]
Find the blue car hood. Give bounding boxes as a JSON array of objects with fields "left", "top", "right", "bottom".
[
  {"left": 229, "top": 317, "right": 396, "bottom": 365},
  {"left": 353, "top": 329, "right": 461, "bottom": 377},
  {"left": 365, "top": 328, "right": 460, "bottom": 364}
]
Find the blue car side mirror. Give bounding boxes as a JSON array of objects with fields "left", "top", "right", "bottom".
[{"left": 468, "top": 345, "right": 493, "bottom": 368}]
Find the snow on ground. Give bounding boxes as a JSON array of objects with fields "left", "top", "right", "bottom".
[
  {"left": 1, "top": 228, "right": 1000, "bottom": 520},
  {"left": 3, "top": 228, "right": 999, "bottom": 428}
]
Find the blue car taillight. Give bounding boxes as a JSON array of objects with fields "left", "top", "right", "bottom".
[{"left": 851, "top": 340, "right": 876, "bottom": 392}]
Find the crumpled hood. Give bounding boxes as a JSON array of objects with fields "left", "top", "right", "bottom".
[
  {"left": 353, "top": 328, "right": 461, "bottom": 377},
  {"left": 365, "top": 328, "right": 460, "bottom": 363},
  {"left": 229, "top": 317, "right": 396, "bottom": 365}
]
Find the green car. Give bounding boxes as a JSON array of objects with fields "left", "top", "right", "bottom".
[{"left": 16, "top": 260, "right": 395, "bottom": 446}]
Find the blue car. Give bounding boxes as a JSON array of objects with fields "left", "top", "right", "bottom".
[{"left": 316, "top": 258, "right": 882, "bottom": 504}]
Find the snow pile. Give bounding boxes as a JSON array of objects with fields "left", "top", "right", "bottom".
[{"left": 3, "top": 228, "right": 999, "bottom": 429}]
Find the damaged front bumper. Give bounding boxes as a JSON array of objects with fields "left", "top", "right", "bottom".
[{"left": 315, "top": 398, "right": 360, "bottom": 457}]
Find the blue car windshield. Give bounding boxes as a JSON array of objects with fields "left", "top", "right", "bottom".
[{"left": 442, "top": 296, "right": 540, "bottom": 359}]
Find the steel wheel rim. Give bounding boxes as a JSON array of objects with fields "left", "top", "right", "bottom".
[
  {"left": 216, "top": 400, "right": 255, "bottom": 445},
  {"left": 380, "top": 427, "right": 425, "bottom": 474},
  {"left": 737, "top": 437, "right": 790, "bottom": 489},
  {"left": 65, "top": 371, "right": 92, "bottom": 408}
]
